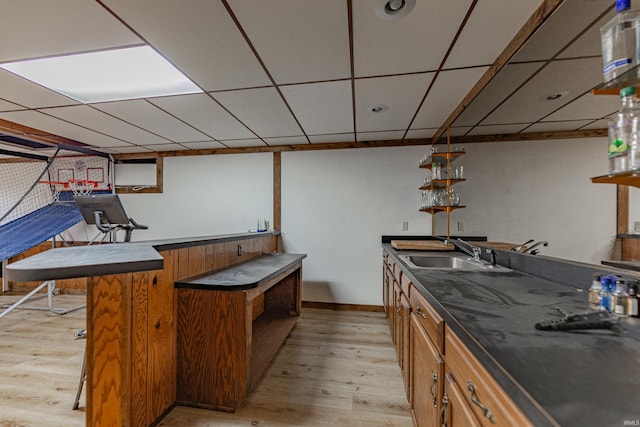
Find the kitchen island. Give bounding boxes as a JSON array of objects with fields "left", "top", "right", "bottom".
[
  {"left": 5, "top": 232, "right": 305, "bottom": 427},
  {"left": 383, "top": 241, "right": 640, "bottom": 427}
]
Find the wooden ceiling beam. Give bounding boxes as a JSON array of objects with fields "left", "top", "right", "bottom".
[
  {"left": 0, "top": 117, "right": 85, "bottom": 147},
  {"left": 112, "top": 128, "right": 606, "bottom": 160},
  {"left": 431, "top": 0, "right": 565, "bottom": 143}
]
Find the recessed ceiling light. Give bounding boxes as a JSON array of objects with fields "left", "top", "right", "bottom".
[
  {"left": 375, "top": 0, "right": 416, "bottom": 20},
  {"left": 0, "top": 46, "right": 202, "bottom": 103},
  {"left": 369, "top": 104, "right": 388, "bottom": 113},
  {"left": 542, "top": 91, "right": 569, "bottom": 102}
]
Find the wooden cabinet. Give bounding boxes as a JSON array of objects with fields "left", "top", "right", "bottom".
[
  {"left": 445, "top": 329, "right": 533, "bottom": 427},
  {"left": 411, "top": 313, "right": 444, "bottom": 427},
  {"left": 443, "top": 373, "right": 482, "bottom": 427},
  {"left": 383, "top": 251, "right": 534, "bottom": 427}
]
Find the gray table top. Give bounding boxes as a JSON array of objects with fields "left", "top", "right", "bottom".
[
  {"left": 5, "top": 231, "right": 276, "bottom": 282},
  {"left": 175, "top": 253, "right": 306, "bottom": 291}
]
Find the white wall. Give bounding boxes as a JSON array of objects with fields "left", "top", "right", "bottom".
[
  {"left": 281, "top": 147, "right": 429, "bottom": 306},
  {"left": 67, "top": 153, "right": 273, "bottom": 242},
  {"left": 62, "top": 138, "right": 619, "bottom": 306},
  {"left": 448, "top": 137, "right": 617, "bottom": 264},
  {"left": 281, "top": 138, "right": 617, "bottom": 306}
]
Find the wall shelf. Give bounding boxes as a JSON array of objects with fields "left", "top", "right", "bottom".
[
  {"left": 419, "top": 179, "right": 466, "bottom": 190},
  {"left": 591, "top": 170, "right": 640, "bottom": 188},
  {"left": 592, "top": 64, "right": 640, "bottom": 95},
  {"left": 419, "top": 205, "right": 466, "bottom": 214}
]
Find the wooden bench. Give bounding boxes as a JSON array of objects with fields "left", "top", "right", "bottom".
[{"left": 174, "top": 252, "right": 306, "bottom": 411}]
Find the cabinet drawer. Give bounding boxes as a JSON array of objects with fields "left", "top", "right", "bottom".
[
  {"left": 392, "top": 262, "right": 402, "bottom": 284},
  {"left": 409, "top": 286, "right": 444, "bottom": 353},
  {"left": 445, "top": 329, "right": 533, "bottom": 427}
]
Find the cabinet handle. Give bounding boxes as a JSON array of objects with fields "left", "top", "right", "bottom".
[
  {"left": 415, "top": 306, "right": 427, "bottom": 319},
  {"left": 440, "top": 393, "right": 449, "bottom": 427},
  {"left": 430, "top": 371, "right": 438, "bottom": 407},
  {"left": 467, "top": 380, "right": 495, "bottom": 423}
]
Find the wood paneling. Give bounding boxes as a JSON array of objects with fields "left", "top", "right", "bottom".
[
  {"left": 618, "top": 185, "right": 629, "bottom": 234},
  {"left": 86, "top": 273, "right": 133, "bottom": 427},
  {"left": 273, "top": 152, "right": 281, "bottom": 232},
  {"left": 176, "top": 288, "right": 247, "bottom": 410},
  {"left": 131, "top": 270, "right": 149, "bottom": 427},
  {"left": 188, "top": 245, "right": 207, "bottom": 277}
]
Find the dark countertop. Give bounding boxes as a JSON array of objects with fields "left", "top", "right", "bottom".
[
  {"left": 175, "top": 253, "right": 306, "bottom": 291},
  {"left": 601, "top": 259, "right": 640, "bottom": 272},
  {"left": 384, "top": 244, "right": 640, "bottom": 427},
  {"left": 5, "top": 231, "right": 277, "bottom": 282}
]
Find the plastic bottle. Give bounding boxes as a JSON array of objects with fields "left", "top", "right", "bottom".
[
  {"left": 588, "top": 273, "right": 603, "bottom": 309},
  {"left": 599, "top": 276, "right": 613, "bottom": 312},
  {"left": 612, "top": 278, "right": 629, "bottom": 316},
  {"left": 608, "top": 87, "right": 640, "bottom": 173},
  {"left": 628, "top": 280, "right": 639, "bottom": 317},
  {"left": 601, "top": 8, "right": 639, "bottom": 82}
]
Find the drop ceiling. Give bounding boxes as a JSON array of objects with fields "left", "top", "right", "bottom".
[{"left": 0, "top": 0, "right": 625, "bottom": 156}]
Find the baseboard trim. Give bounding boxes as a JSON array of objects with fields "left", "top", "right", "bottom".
[{"left": 301, "top": 301, "right": 384, "bottom": 312}]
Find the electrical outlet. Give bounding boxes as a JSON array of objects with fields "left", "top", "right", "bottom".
[
  {"left": 237, "top": 244, "right": 243, "bottom": 256},
  {"left": 457, "top": 221, "right": 464, "bottom": 231},
  {"left": 402, "top": 221, "right": 409, "bottom": 231}
]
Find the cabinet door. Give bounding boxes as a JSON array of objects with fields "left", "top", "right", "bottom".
[
  {"left": 400, "top": 291, "right": 411, "bottom": 396},
  {"left": 443, "top": 373, "right": 482, "bottom": 427},
  {"left": 410, "top": 314, "right": 444, "bottom": 427}
]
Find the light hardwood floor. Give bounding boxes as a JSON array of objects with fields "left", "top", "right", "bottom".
[{"left": 0, "top": 295, "right": 411, "bottom": 427}]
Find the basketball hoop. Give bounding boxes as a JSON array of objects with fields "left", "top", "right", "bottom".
[
  {"left": 68, "top": 179, "right": 98, "bottom": 196},
  {"left": 38, "top": 181, "right": 67, "bottom": 203}
]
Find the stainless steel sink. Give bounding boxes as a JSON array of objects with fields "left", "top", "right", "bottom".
[{"left": 399, "top": 255, "right": 510, "bottom": 271}]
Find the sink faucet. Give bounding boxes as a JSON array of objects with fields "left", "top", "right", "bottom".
[
  {"left": 524, "top": 241, "right": 548, "bottom": 254},
  {"left": 444, "top": 238, "right": 485, "bottom": 266}
]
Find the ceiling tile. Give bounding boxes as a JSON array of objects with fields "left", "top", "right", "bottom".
[
  {"left": 103, "top": 146, "right": 154, "bottom": 154},
  {"left": 445, "top": 0, "right": 542, "bottom": 68},
  {"left": 357, "top": 131, "right": 405, "bottom": 141},
  {"left": 280, "top": 81, "right": 353, "bottom": 135},
  {"left": 220, "top": 139, "right": 266, "bottom": 148},
  {"left": 93, "top": 100, "right": 209, "bottom": 142},
  {"left": 0, "top": 99, "right": 24, "bottom": 112},
  {"left": 580, "top": 119, "right": 609, "bottom": 130},
  {"left": 101, "top": 0, "right": 270, "bottom": 91},
  {"left": 481, "top": 57, "right": 604, "bottom": 125},
  {"left": 149, "top": 94, "right": 255, "bottom": 141},
  {"left": 355, "top": 73, "right": 434, "bottom": 133},
  {"left": 544, "top": 92, "right": 621, "bottom": 121},
  {"left": 405, "top": 129, "right": 437, "bottom": 139},
  {"left": 466, "top": 123, "right": 530, "bottom": 136},
  {"left": 448, "top": 126, "right": 473, "bottom": 136},
  {"left": 138, "top": 143, "right": 188, "bottom": 152},
  {"left": 411, "top": 67, "right": 488, "bottom": 129},
  {"left": 524, "top": 120, "right": 594, "bottom": 133},
  {"left": 180, "top": 141, "right": 227, "bottom": 150},
  {"left": 213, "top": 87, "right": 302, "bottom": 138},
  {"left": 307, "top": 133, "right": 355, "bottom": 144},
  {"left": 227, "top": 0, "right": 350, "bottom": 84},
  {"left": 264, "top": 136, "right": 309, "bottom": 146},
  {"left": 352, "top": 0, "right": 473, "bottom": 77},
  {"left": 40, "top": 105, "right": 169, "bottom": 145},
  {"left": 453, "top": 62, "right": 544, "bottom": 126},
  {"left": 0, "top": 110, "right": 134, "bottom": 148},
  {"left": 511, "top": 0, "right": 613, "bottom": 62},
  {"left": 0, "top": 0, "right": 141, "bottom": 62},
  {"left": 558, "top": 7, "right": 615, "bottom": 59},
  {"left": 0, "top": 69, "right": 80, "bottom": 109}
]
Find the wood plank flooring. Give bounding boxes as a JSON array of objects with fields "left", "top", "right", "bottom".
[{"left": 0, "top": 295, "right": 411, "bottom": 427}]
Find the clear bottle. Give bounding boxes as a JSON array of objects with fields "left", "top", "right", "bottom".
[
  {"left": 612, "top": 278, "right": 629, "bottom": 316},
  {"left": 627, "top": 280, "right": 639, "bottom": 317},
  {"left": 601, "top": 5, "right": 640, "bottom": 82},
  {"left": 588, "top": 273, "right": 603, "bottom": 309},
  {"left": 608, "top": 87, "right": 640, "bottom": 173}
]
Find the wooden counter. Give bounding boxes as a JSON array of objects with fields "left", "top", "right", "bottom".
[{"left": 175, "top": 253, "right": 305, "bottom": 411}]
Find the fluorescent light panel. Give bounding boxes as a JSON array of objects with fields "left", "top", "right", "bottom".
[{"left": 0, "top": 46, "right": 202, "bottom": 103}]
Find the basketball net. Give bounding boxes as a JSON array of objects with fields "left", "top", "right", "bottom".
[{"left": 67, "top": 179, "right": 97, "bottom": 197}]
